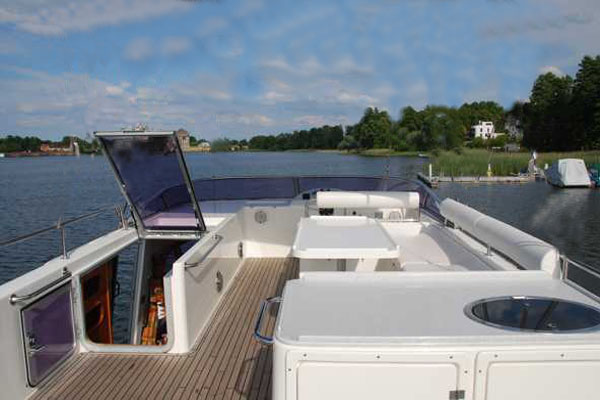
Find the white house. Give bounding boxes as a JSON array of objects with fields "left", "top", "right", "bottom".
[{"left": 471, "top": 121, "right": 501, "bottom": 139}]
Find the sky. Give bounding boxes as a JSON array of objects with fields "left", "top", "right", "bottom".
[{"left": 0, "top": 0, "right": 599, "bottom": 140}]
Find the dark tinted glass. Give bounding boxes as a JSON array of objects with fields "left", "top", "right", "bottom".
[
  {"left": 469, "top": 297, "right": 600, "bottom": 332},
  {"left": 191, "top": 176, "right": 441, "bottom": 218},
  {"left": 100, "top": 134, "right": 201, "bottom": 231},
  {"left": 193, "top": 177, "right": 296, "bottom": 201}
]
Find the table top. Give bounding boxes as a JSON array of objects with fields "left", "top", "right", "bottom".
[{"left": 292, "top": 216, "right": 399, "bottom": 259}]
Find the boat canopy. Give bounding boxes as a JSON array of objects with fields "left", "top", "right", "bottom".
[
  {"left": 96, "top": 131, "right": 205, "bottom": 234},
  {"left": 546, "top": 158, "right": 591, "bottom": 188}
]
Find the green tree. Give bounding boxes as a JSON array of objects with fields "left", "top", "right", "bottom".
[
  {"left": 523, "top": 72, "right": 573, "bottom": 151},
  {"left": 398, "top": 106, "right": 423, "bottom": 132},
  {"left": 572, "top": 55, "right": 600, "bottom": 149},
  {"left": 353, "top": 107, "right": 393, "bottom": 149}
]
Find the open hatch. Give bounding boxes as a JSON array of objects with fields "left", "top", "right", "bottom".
[{"left": 96, "top": 131, "right": 205, "bottom": 236}]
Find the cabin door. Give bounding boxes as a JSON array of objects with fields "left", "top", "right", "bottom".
[{"left": 20, "top": 282, "right": 75, "bottom": 386}]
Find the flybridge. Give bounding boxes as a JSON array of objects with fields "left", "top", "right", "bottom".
[{"left": 1, "top": 130, "right": 600, "bottom": 399}]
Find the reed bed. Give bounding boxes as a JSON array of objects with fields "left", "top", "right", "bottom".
[{"left": 428, "top": 149, "right": 600, "bottom": 176}]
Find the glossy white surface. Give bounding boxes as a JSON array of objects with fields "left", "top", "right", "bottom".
[
  {"left": 292, "top": 216, "right": 399, "bottom": 259},
  {"left": 276, "top": 271, "right": 600, "bottom": 345}
]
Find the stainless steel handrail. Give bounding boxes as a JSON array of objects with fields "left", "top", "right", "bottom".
[
  {"left": 9, "top": 268, "right": 72, "bottom": 305},
  {"left": 184, "top": 234, "right": 223, "bottom": 268},
  {"left": 561, "top": 255, "right": 600, "bottom": 282},
  {"left": 0, "top": 204, "right": 126, "bottom": 249},
  {"left": 253, "top": 296, "right": 282, "bottom": 345}
]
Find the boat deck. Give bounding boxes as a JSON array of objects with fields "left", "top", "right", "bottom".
[{"left": 33, "top": 258, "right": 298, "bottom": 400}]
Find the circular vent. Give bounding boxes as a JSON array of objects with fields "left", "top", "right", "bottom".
[
  {"left": 254, "top": 210, "right": 268, "bottom": 224},
  {"left": 465, "top": 296, "right": 600, "bottom": 333}
]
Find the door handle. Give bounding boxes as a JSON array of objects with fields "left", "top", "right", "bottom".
[{"left": 26, "top": 334, "right": 46, "bottom": 355}]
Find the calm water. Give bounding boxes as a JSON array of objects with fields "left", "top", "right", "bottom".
[{"left": 1, "top": 152, "right": 598, "bottom": 341}]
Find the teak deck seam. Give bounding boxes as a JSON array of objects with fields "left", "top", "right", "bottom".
[{"left": 32, "top": 258, "right": 298, "bottom": 400}]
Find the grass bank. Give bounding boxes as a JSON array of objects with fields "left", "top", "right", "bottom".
[
  {"left": 427, "top": 149, "right": 600, "bottom": 176},
  {"left": 354, "top": 148, "right": 425, "bottom": 157}
]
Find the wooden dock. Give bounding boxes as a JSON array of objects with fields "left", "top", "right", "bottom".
[
  {"left": 33, "top": 258, "right": 298, "bottom": 400},
  {"left": 418, "top": 172, "right": 534, "bottom": 188}
]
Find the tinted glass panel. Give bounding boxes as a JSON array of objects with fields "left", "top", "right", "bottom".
[
  {"left": 190, "top": 176, "right": 441, "bottom": 218},
  {"left": 100, "top": 134, "right": 202, "bottom": 231},
  {"left": 193, "top": 177, "right": 296, "bottom": 201},
  {"left": 21, "top": 283, "right": 75, "bottom": 386},
  {"left": 468, "top": 296, "right": 600, "bottom": 332}
]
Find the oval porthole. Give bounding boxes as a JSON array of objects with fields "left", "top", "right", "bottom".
[{"left": 465, "top": 296, "right": 600, "bottom": 333}]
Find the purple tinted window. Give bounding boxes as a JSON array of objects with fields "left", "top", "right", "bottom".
[
  {"left": 191, "top": 176, "right": 441, "bottom": 219},
  {"left": 21, "top": 283, "right": 75, "bottom": 386},
  {"left": 193, "top": 177, "right": 296, "bottom": 201},
  {"left": 100, "top": 134, "right": 203, "bottom": 231}
]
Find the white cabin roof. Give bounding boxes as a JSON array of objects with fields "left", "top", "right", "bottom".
[{"left": 276, "top": 271, "right": 600, "bottom": 346}]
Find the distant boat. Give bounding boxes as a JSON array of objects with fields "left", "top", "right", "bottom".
[
  {"left": 546, "top": 158, "right": 592, "bottom": 188},
  {"left": 418, "top": 153, "right": 428, "bottom": 158}
]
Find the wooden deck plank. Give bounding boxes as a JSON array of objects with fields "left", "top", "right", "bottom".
[
  {"left": 191, "top": 259, "right": 269, "bottom": 398},
  {"left": 32, "top": 258, "right": 297, "bottom": 400},
  {"left": 234, "top": 259, "right": 295, "bottom": 400},
  {"left": 209, "top": 258, "right": 282, "bottom": 400}
]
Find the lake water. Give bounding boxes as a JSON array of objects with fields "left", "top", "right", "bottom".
[{"left": 1, "top": 152, "right": 599, "bottom": 341}]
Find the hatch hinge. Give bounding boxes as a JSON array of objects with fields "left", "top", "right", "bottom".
[
  {"left": 238, "top": 242, "right": 244, "bottom": 258},
  {"left": 449, "top": 390, "right": 465, "bottom": 400}
]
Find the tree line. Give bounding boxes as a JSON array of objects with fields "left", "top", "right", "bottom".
[
  {"left": 248, "top": 125, "right": 343, "bottom": 151},
  {"left": 0, "top": 135, "right": 99, "bottom": 153},
  {"left": 247, "top": 54, "right": 600, "bottom": 152}
]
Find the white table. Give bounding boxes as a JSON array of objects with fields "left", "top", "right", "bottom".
[{"left": 292, "top": 216, "right": 400, "bottom": 272}]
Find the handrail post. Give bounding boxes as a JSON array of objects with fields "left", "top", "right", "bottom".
[
  {"left": 115, "top": 206, "right": 128, "bottom": 229},
  {"left": 561, "top": 256, "right": 570, "bottom": 280},
  {"left": 57, "top": 218, "right": 68, "bottom": 260}
]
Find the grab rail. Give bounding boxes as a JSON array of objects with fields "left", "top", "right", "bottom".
[
  {"left": 184, "top": 234, "right": 223, "bottom": 268},
  {"left": 0, "top": 204, "right": 129, "bottom": 259},
  {"left": 561, "top": 255, "right": 600, "bottom": 303},
  {"left": 561, "top": 256, "right": 600, "bottom": 282},
  {"left": 253, "top": 296, "right": 282, "bottom": 345},
  {"left": 9, "top": 268, "right": 72, "bottom": 305}
]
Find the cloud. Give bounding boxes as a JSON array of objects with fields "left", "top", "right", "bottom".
[
  {"left": 293, "top": 114, "right": 348, "bottom": 127},
  {"left": 161, "top": 36, "right": 192, "bottom": 56},
  {"left": 196, "top": 17, "right": 229, "bottom": 38},
  {"left": 483, "top": 13, "right": 593, "bottom": 38},
  {"left": 123, "top": 37, "right": 153, "bottom": 61},
  {"left": 105, "top": 85, "right": 125, "bottom": 96},
  {"left": 539, "top": 65, "right": 565, "bottom": 77},
  {"left": 216, "top": 112, "right": 273, "bottom": 126},
  {"left": 0, "top": 0, "right": 192, "bottom": 35},
  {"left": 124, "top": 35, "right": 194, "bottom": 60}
]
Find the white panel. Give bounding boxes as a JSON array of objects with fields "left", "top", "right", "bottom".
[
  {"left": 170, "top": 214, "right": 244, "bottom": 352},
  {"left": 242, "top": 205, "right": 305, "bottom": 257},
  {"left": 316, "top": 191, "right": 419, "bottom": 210},
  {"left": 484, "top": 361, "right": 600, "bottom": 400},
  {"left": 297, "top": 362, "right": 457, "bottom": 400},
  {"left": 475, "top": 350, "right": 600, "bottom": 400}
]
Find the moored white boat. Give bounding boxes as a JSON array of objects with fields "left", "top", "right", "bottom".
[
  {"left": 1, "top": 131, "right": 599, "bottom": 400},
  {"left": 546, "top": 158, "right": 592, "bottom": 188}
]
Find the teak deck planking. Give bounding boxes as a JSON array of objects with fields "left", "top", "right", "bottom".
[{"left": 32, "top": 258, "right": 298, "bottom": 400}]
